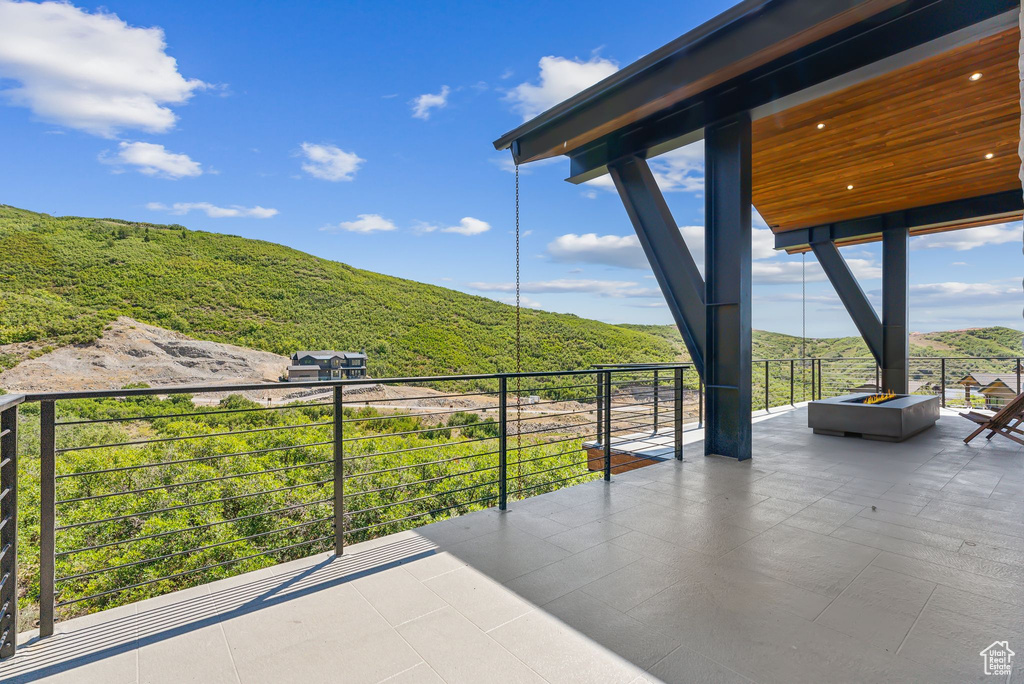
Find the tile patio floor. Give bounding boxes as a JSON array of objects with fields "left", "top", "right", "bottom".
[{"left": 6, "top": 406, "right": 1023, "bottom": 683}]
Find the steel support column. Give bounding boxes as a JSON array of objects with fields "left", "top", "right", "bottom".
[
  {"left": 881, "top": 227, "right": 909, "bottom": 393},
  {"left": 610, "top": 157, "right": 706, "bottom": 377},
  {"left": 704, "top": 113, "right": 752, "bottom": 461}
]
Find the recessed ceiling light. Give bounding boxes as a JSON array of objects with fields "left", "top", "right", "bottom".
[
  {"left": 847, "top": 184, "right": 854, "bottom": 190},
  {"left": 985, "top": 152, "right": 994, "bottom": 159},
  {"left": 969, "top": 72, "right": 983, "bottom": 81},
  {"left": 816, "top": 122, "right": 825, "bottom": 130}
]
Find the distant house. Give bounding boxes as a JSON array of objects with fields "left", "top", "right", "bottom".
[
  {"left": 287, "top": 350, "right": 367, "bottom": 381},
  {"left": 955, "top": 371, "right": 1020, "bottom": 407}
]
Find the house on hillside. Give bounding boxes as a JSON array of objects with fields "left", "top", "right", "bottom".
[
  {"left": 955, "top": 370, "right": 1021, "bottom": 408},
  {"left": 287, "top": 350, "right": 367, "bottom": 381}
]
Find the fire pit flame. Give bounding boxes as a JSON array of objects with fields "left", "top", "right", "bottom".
[{"left": 862, "top": 390, "right": 896, "bottom": 405}]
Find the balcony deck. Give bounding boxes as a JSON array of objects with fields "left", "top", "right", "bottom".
[{"left": 8, "top": 405, "right": 1023, "bottom": 684}]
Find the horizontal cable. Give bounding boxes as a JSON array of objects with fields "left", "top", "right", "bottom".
[
  {"left": 342, "top": 419, "right": 499, "bottom": 444},
  {"left": 55, "top": 440, "right": 333, "bottom": 479},
  {"left": 56, "top": 479, "right": 332, "bottom": 531},
  {"left": 509, "top": 470, "right": 595, "bottom": 498},
  {"left": 344, "top": 433, "right": 498, "bottom": 462},
  {"left": 347, "top": 478, "right": 499, "bottom": 516},
  {"left": 345, "top": 494, "right": 497, "bottom": 535},
  {"left": 57, "top": 517, "right": 333, "bottom": 583},
  {"left": 55, "top": 536, "right": 332, "bottom": 608},
  {"left": 346, "top": 463, "right": 500, "bottom": 499},
  {"left": 56, "top": 497, "right": 332, "bottom": 557},
  {"left": 344, "top": 447, "right": 500, "bottom": 481},
  {"left": 56, "top": 459, "right": 332, "bottom": 505},
  {"left": 57, "top": 420, "right": 333, "bottom": 453},
  {"left": 56, "top": 401, "right": 333, "bottom": 426},
  {"left": 351, "top": 389, "right": 500, "bottom": 405}
]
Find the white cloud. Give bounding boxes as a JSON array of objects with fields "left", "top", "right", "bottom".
[
  {"left": 496, "top": 294, "right": 542, "bottom": 308},
  {"left": 101, "top": 141, "right": 202, "bottom": 178},
  {"left": 299, "top": 142, "right": 364, "bottom": 181},
  {"left": 583, "top": 142, "right": 705, "bottom": 195},
  {"left": 912, "top": 222, "right": 1021, "bottom": 251},
  {"left": 411, "top": 220, "right": 439, "bottom": 234},
  {"left": 506, "top": 55, "right": 618, "bottom": 120},
  {"left": 411, "top": 85, "right": 450, "bottom": 120},
  {"left": 146, "top": 202, "right": 277, "bottom": 218},
  {"left": 442, "top": 217, "right": 491, "bottom": 236},
  {"left": 548, "top": 233, "right": 647, "bottom": 269},
  {"left": 322, "top": 214, "right": 397, "bottom": 234},
  {"left": 908, "top": 280, "right": 1018, "bottom": 303},
  {"left": 0, "top": 0, "right": 208, "bottom": 136},
  {"left": 468, "top": 279, "right": 659, "bottom": 298}
]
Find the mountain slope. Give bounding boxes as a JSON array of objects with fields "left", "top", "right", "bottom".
[{"left": 0, "top": 205, "right": 680, "bottom": 377}]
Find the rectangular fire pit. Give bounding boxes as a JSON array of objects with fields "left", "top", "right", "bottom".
[{"left": 808, "top": 393, "right": 939, "bottom": 442}]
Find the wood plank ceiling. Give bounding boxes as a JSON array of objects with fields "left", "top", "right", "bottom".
[{"left": 752, "top": 26, "right": 1021, "bottom": 234}]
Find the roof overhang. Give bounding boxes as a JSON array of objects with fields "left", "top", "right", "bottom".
[{"left": 493, "top": 0, "right": 1022, "bottom": 248}]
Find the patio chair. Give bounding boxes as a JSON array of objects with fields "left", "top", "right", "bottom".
[{"left": 960, "top": 391, "right": 1024, "bottom": 446}]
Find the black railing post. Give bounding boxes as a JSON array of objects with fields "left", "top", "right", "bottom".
[
  {"left": 603, "top": 371, "right": 612, "bottom": 482},
  {"left": 697, "top": 378, "right": 704, "bottom": 427},
  {"left": 817, "top": 359, "right": 823, "bottom": 399},
  {"left": 764, "top": 361, "right": 770, "bottom": 412},
  {"left": 940, "top": 358, "right": 946, "bottom": 407},
  {"left": 810, "top": 360, "right": 816, "bottom": 401},
  {"left": 0, "top": 398, "right": 21, "bottom": 660},
  {"left": 596, "top": 371, "right": 604, "bottom": 448},
  {"left": 498, "top": 376, "right": 508, "bottom": 510},
  {"left": 875, "top": 365, "right": 880, "bottom": 393},
  {"left": 651, "top": 370, "right": 659, "bottom": 430},
  {"left": 673, "top": 367, "right": 683, "bottom": 460},
  {"left": 1017, "top": 357, "right": 1021, "bottom": 396},
  {"left": 790, "top": 359, "right": 795, "bottom": 406},
  {"left": 39, "top": 400, "right": 55, "bottom": 638},
  {"left": 333, "top": 386, "right": 344, "bottom": 556}
]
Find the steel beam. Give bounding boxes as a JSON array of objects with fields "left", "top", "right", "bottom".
[
  {"left": 882, "top": 228, "right": 909, "bottom": 393},
  {"left": 775, "top": 190, "right": 1024, "bottom": 252},
  {"left": 703, "top": 113, "right": 752, "bottom": 461},
  {"left": 809, "top": 239, "right": 883, "bottom": 366},
  {"left": 610, "top": 157, "right": 706, "bottom": 377}
]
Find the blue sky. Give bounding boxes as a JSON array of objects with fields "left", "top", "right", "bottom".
[{"left": 0, "top": 0, "right": 1020, "bottom": 338}]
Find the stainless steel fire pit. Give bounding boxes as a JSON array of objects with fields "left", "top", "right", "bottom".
[{"left": 807, "top": 393, "right": 939, "bottom": 442}]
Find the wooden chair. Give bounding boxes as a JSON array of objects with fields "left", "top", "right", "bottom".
[{"left": 961, "top": 391, "right": 1024, "bottom": 446}]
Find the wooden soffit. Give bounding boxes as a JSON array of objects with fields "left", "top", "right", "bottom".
[{"left": 753, "top": 26, "right": 1022, "bottom": 234}]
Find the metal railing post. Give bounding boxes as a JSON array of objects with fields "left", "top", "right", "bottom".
[
  {"left": 0, "top": 398, "right": 21, "bottom": 660},
  {"left": 810, "top": 360, "right": 816, "bottom": 401},
  {"left": 603, "top": 371, "right": 612, "bottom": 482},
  {"left": 333, "top": 386, "right": 344, "bottom": 556},
  {"left": 764, "top": 361, "right": 770, "bottom": 412},
  {"left": 673, "top": 367, "right": 683, "bottom": 460},
  {"left": 39, "top": 400, "right": 55, "bottom": 638},
  {"left": 498, "top": 376, "right": 508, "bottom": 510},
  {"left": 596, "top": 372, "right": 604, "bottom": 447},
  {"left": 651, "top": 370, "right": 659, "bottom": 430},
  {"left": 1017, "top": 358, "right": 1021, "bottom": 396},
  {"left": 940, "top": 358, "right": 946, "bottom": 407},
  {"left": 790, "top": 359, "right": 795, "bottom": 406},
  {"left": 697, "top": 378, "right": 704, "bottom": 427},
  {"left": 875, "top": 365, "right": 880, "bottom": 393},
  {"left": 817, "top": 359, "right": 823, "bottom": 399}
]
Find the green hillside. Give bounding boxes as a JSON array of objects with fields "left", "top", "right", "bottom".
[{"left": 0, "top": 205, "right": 680, "bottom": 378}]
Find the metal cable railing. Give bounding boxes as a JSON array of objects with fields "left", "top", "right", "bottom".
[{"left": 3, "top": 353, "right": 1019, "bottom": 657}]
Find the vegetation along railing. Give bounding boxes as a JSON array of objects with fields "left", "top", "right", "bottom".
[{"left": 1, "top": 354, "right": 1018, "bottom": 659}]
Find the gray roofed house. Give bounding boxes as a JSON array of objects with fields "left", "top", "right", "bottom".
[{"left": 288, "top": 350, "right": 367, "bottom": 381}]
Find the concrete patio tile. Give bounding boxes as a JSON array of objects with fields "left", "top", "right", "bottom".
[
  {"left": 444, "top": 525, "right": 570, "bottom": 582},
  {"left": 720, "top": 496, "right": 807, "bottom": 533},
  {"left": 397, "top": 607, "right": 546, "bottom": 684},
  {"left": 351, "top": 565, "right": 446, "bottom": 627},
  {"left": 579, "top": 555, "right": 711, "bottom": 613},
  {"left": 499, "top": 508, "right": 573, "bottom": 539},
  {"left": 871, "top": 551, "right": 1024, "bottom": 607},
  {"left": 137, "top": 623, "right": 237, "bottom": 684},
  {"left": 489, "top": 607, "right": 645, "bottom": 684},
  {"left": 958, "top": 540, "right": 1024, "bottom": 567},
  {"left": 832, "top": 525, "right": 1024, "bottom": 584},
  {"left": 221, "top": 583, "right": 421, "bottom": 684},
  {"left": 503, "top": 541, "right": 638, "bottom": 606},
  {"left": 840, "top": 514, "right": 964, "bottom": 551},
  {"left": 814, "top": 565, "right": 935, "bottom": 652},
  {"left": 825, "top": 489, "right": 925, "bottom": 516},
  {"left": 423, "top": 565, "right": 533, "bottom": 632},
  {"left": 542, "top": 589, "right": 683, "bottom": 670},
  {"left": 858, "top": 507, "right": 1024, "bottom": 553},
  {"left": 545, "top": 518, "right": 631, "bottom": 554},
  {"left": 378, "top": 662, "right": 444, "bottom": 683},
  {"left": 784, "top": 497, "right": 865, "bottom": 535},
  {"left": 401, "top": 549, "right": 467, "bottom": 581},
  {"left": 647, "top": 642, "right": 756, "bottom": 684},
  {"left": 720, "top": 523, "right": 878, "bottom": 598},
  {"left": 747, "top": 472, "right": 843, "bottom": 504}
]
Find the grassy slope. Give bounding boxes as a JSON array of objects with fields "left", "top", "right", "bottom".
[{"left": 0, "top": 205, "right": 679, "bottom": 377}]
